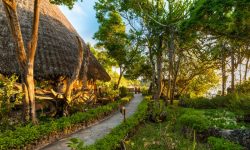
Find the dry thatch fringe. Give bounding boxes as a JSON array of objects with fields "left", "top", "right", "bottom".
[{"left": 0, "top": 0, "right": 110, "bottom": 81}]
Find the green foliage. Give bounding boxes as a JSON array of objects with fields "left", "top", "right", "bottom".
[
  {"left": 236, "top": 80, "right": 250, "bottom": 93},
  {"left": 126, "top": 105, "right": 209, "bottom": 150},
  {"left": 126, "top": 122, "right": 208, "bottom": 150},
  {"left": 68, "top": 99, "right": 149, "bottom": 150},
  {"left": 67, "top": 138, "right": 85, "bottom": 150},
  {"left": 144, "top": 95, "right": 152, "bottom": 101},
  {"left": 183, "top": 0, "right": 250, "bottom": 41},
  {"left": 178, "top": 108, "right": 244, "bottom": 132},
  {"left": 204, "top": 110, "right": 242, "bottom": 129},
  {"left": 141, "top": 87, "right": 149, "bottom": 96},
  {"left": 226, "top": 93, "right": 250, "bottom": 115},
  {"left": 49, "top": 0, "right": 83, "bottom": 9},
  {"left": 0, "top": 97, "right": 132, "bottom": 149},
  {"left": 180, "top": 93, "right": 250, "bottom": 115},
  {"left": 148, "top": 100, "right": 167, "bottom": 123},
  {"left": 94, "top": 10, "right": 128, "bottom": 66},
  {"left": 119, "top": 86, "right": 128, "bottom": 98},
  {"left": 0, "top": 75, "right": 22, "bottom": 131},
  {"left": 180, "top": 96, "right": 229, "bottom": 109},
  {"left": 178, "top": 109, "right": 209, "bottom": 132},
  {"left": 208, "top": 137, "right": 244, "bottom": 150},
  {"left": 184, "top": 69, "right": 220, "bottom": 97},
  {"left": 120, "top": 94, "right": 133, "bottom": 104}
]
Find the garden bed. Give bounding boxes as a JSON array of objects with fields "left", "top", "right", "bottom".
[
  {"left": 124, "top": 99, "right": 249, "bottom": 150},
  {"left": 0, "top": 95, "right": 134, "bottom": 150}
]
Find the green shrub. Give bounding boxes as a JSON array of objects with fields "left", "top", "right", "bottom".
[
  {"left": 236, "top": 79, "right": 250, "bottom": 94},
  {"left": 120, "top": 97, "right": 130, "bottom": 103},
  {"left": 227, "top": 93, "right": 250, "bottom": 115},
  {"left": 119, "top": 86, "right": 128, "bottom": 98},
  {"left": 180, "top": 93, "right": 250, "bottom": 115},
  {"left": 208, "top": 137, "right": 244, "bottom": 150},
  {"left": 0, "top": 97, "right": 131, "bottom": 149},
  {"left": 148, "top": 100, "right": 167, "bottom": 123},
  {"left": 144, "top": 96, "right": 151, "bottom": 101},
  {"left": 180, "top": 97, "right": 215, "bottom": 109},
  {"left": 205, "top": 110, "right": 241, "bottom": 129},
  {"left": 0, "top": 75, "right": 23, "bottom": 132},
  {"left": 178, "top": 109, "right": 209, "bottom": 131},
  {"left": 141, "top": 88, "right": 149, "bottom": 96},
  {"left": 68, "top": 99, "right": 149, "bottom": 150}
]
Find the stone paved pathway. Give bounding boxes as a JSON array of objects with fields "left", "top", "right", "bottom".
[{"left": 41, "top": 94, "right": 143, "bottom": 150}]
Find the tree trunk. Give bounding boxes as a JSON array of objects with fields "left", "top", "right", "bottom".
[
  {"left": 154, "top": 52, "right": 163, "bottom": 100},
  {"left": 221, "top": 46, "right": 226, "bottom": 96},
  {"left": 149, "top": 48, "right": 156, "bottom": 98},
  {"left": 231, "top": 48, "right": 235, "bottom": 92},
  {"left": 244, "top": 57, "right": 249, "bottom": 81},
  {"left": 169, "top": 27, "right": 175, "bottom": 104},
  {"left": 25, "top": 0, "right": 41, "bottom": 124},
  {"left": 115, "top": 66, "right": 124, "bottom": 90},
  {"left": 171, "top": 54, "right": 180, "bottom": 103},
  {"left": 2, "top": 0, "right": 41, "bottom": 123},
  {"left": 65, "top": 36, "right": 84, "bottom": 103}
]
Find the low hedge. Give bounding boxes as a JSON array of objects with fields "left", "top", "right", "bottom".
[
  {"left": 0, "top": 96, "right": 134, "bottom": 150},
  {"left": 69, "top": 98, "right": 149, "bottom": 150},
  {"left": 180, "top": 93, "right": 250, "bottom": 115}
]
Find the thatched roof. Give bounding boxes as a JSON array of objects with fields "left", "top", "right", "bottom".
[{"left": 0, "top": 0, "right": 110, "bottom": 82}]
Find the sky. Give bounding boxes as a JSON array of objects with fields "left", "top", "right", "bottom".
[{"left": 59, "top": 0, "right": 99, "bottom": 45}]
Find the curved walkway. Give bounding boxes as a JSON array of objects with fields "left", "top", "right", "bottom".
[{"left": 41, "top": 94, "right": 143, "bottom": 150}]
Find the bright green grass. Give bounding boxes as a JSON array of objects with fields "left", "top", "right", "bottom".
[{"left": 125, "top": 122, "right": 209, "bottom": 150}]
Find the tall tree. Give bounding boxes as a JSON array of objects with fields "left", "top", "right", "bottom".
[
  {"left": 94, "top": 10, "right": 141, "bottom": 89},
  {"left": 183, "top": 0, "right": 250, "bottom": 93}
]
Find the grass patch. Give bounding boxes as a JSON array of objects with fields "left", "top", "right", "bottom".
[
  {"left": 125, "top": 101, "right": 248, "bottom": 150},
  {"left": 208, "top": 136, "right": 244, "bottom": 150},
  {"left": 126, "top": 122, "right": 209, "bottom": 150}
]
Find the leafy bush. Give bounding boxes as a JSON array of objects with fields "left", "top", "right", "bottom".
[
  {"left": 68, "top": 99, "right": 149, "bottom": 150},
  {"left": 0, "top": 97, "right": 132, "bottom": 149},
  {"left": 120, "top": 97, "right": 130, "bottom": 104},
  {"left": 119, "top": 86, "right": 128, "bottom": 98},
  {"left": 0, "top": 75, "right": 23, "bottom": 131},
  {"left": 236, "top": 79, "right": 250, "bottom": 94},
  {"left": 227, "top": 93, "right": 250, "bottom": 115},
  {"left": 178, "top": 109, "right": 209, "bottom": 132},
  {"left": 205, "top": 110, "right": 240, "bottom": 129},
  {"left": 141, "top": 87, "right": 149, "bottom": 96},
  {"left": 208, "top": 137, "right": 244, "bottom": 150},
  {"left": 148, "top": 100, "right": 167, "bottom": 123},
  {"left": 178, "top": 108, "right": 244, "bottom": 131},
  {"left": 180, "top": 97, "right": 214, "bottom": 109},
  {"left": 143, "top": 96, "right": 151, "bottom": 101},
  {"left": 180, "top": 93, "right": 250, "bottom": 115}
]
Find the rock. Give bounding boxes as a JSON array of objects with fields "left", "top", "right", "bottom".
[{"left": 220, "top": 129, "right": 250, "bottom": 149}]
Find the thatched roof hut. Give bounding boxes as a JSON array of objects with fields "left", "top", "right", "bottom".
[{"left": 0, "top": 0, "right": 110, "bottom": 82}]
